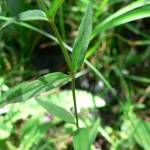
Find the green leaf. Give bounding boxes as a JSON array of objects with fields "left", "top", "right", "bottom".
[
  {"left": 133, "top": 119, "right": 150, "bottom": 150},
  {"left": 1, "top": 72, "right": 69, "bottom": 106},
  {"left": 72, "top": 4, "right": 92, "bottom": 72},
  {"left": 47, "top": 0, "right": 64, "bottom": 20},
  {"left": 92, "top": 0, "right": 150, "bottom": 38},
  {"left": 0, "top": 10, "right": 48, "bottom": 30},
  {"left": 89, "top": 119, "right": 100, "bottom": 146},
  {"left": 18, "top": 10, "right": 48, "bottom": 21},
  {"left": 20, "top": 119, "right": 49, "bottom": 150},
  {"left": 36, "top": 98, "right": 75, "bottom": 124},
  {"left": 0, "top": 123, "right": 12, "bottom": 140},
  {"left": 73, "top": 128, "right": 89, "bottom": 150}
]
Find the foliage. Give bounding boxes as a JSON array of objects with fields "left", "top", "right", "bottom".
[{"left": 0, "top": 0, "right": 150, "bottom": 149}]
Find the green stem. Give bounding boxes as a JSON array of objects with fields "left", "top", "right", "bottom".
[
  {"left": 49, "top": 21, "right": 79, "bottom": 128},
  {"left": 72, "top": 74, "right": 79, "bottom": 128},
  {"left": 50, "top": 21, "right": 73, "bottom": 72}
]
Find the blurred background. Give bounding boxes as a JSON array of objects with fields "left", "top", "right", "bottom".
[{"left": 0, "top": 0, "right": 150, "bottom": 150}]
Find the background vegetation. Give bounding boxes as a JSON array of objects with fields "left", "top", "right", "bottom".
[{"left": 0, "top": 0, "right": 150, "bottom": 150}]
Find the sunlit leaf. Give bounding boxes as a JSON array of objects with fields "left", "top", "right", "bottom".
[
  {"left": 0, "top": 10, "right": 48, "bottom": 30},
  {"left": 0, "top": 123, "right": 12, "bottom": 140},
  {"left": 89, "top": 119, "right": 100, "bottom": 146},
  {"left": 73, "top": 128, "right": 89, "bottom": 150},
  {"left": 72, "top": 4, "right": 92, "bottom": 72},
  {"left": 19, "top": 10, "right": 48, "bottom": 21},
  {"left": 37, "top": 98, "right": 75, "bottom": 124},
  {"left": 133, "top": 119, "right": 150, "bottom": 150}
]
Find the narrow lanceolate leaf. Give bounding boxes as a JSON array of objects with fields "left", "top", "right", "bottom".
[
  {"left": 37, "top": 98, "right": 75, "bottom": 124},
  {"left": 89, "top": 119, "right": 100, "bottom": 146},
  {"left": 47, "top": 0, "right": 64, "bottom": 20},
  {"left": 73, "top": 128, "right": 89, "bottom": 150},
  {"left": 92, "top": 0, "right": 150, "bottom": 38},
  {"left": 0, "top": 10, "right": 48, "bottom": 30},
  {"left": 18, "top": 10, "right": 48, "bottom": 21},
  {"left": 72, "top": 4, "right": 92, "bottom": 72},
  {"left": 1, "top": 72, "right": 69, "bottom": 106}
]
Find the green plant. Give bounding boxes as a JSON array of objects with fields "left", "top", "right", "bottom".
[{"left": 0, "top": 0, "right": 150, "bottom": 149}]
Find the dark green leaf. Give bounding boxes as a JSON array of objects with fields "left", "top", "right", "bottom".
[
  {"left": 72, "top": 4, "right": 92, "bottom": 72},
  {"left": 37, "top": 98, "right": 75, "bottom": 124},
  {"left": 73, "top": 128, "right": 89, "bottom": 150},
  {"left": 1, "top": 72, "right": 69, "bottom": 106}
]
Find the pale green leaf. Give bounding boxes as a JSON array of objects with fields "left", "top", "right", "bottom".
[
  {"left": 72, "top": 4, "right": 92, "bottom": 72},
  {"left": 0, "top": 10, "right": 48, "bottom": 30},
  {"left": 19, "top": 10, "right": 48, "bottom": 21},
  {"left": 133, "top": 119, "right": 150, "bottom": 150},
  {"left": 73, "top": 128, "right": 89, "bottom": 150},
  {"left": 89, "top": 119, "right": 100, "bottom": 146},
  {"left": 0, "top": 123, "right": 12, "bottom": 140},
  {"left": 37, "top": 98, "right": 75, "bottom": 124}
]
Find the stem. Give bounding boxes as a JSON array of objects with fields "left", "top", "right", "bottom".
[
  {"left": 49, "top": 20, "right": 79, "bottom": 128},
  {"left": 50, "top": 21, "right": 73, "bottom": 73},
  {"left": 72, "top": 74, "right": 79, "bottom": 128}
]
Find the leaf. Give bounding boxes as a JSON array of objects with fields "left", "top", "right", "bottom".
[
  {"left": 36, "top": 98, "right": 75, "bottom": 124},
  {"left": 73, "top": 128, "right": 89, "bottom": 150},
  {"left": 72, "top": 4, "right": 92, "bottom": 72},
  {"left": 89, "top": 119, "right": 100, "bottom": 146},
  {"left": 0, "top": 10, "right": 48, "bottom": 30},
  {"left": 1, "top": 72, "right": 69, "bottom": 106},
  {"left": 20, "top": 119, "right": 52, "bottom": 150},
  {"left": 133, "top": 119, "right": 150, "bottom": 150},
  {"left": 18, "top": 10, "right": 48, "bottom": 21},
  {"left": 92, "top": 0, "right": 150, "bottom": 38},
  {"left": 47, "top": 0, "right": 64, "bottom": 20},
  {"left": 0, "top": 123, "right": 12, "bottom": 140}
]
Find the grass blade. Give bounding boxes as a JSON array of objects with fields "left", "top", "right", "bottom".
[
  {"left": 1, "top": 72, "right": 69, "bottom": 106},
  {"left": 92, "top": 0, "right": 150, "bottom": 38},
  {"left": 73, "top": 128, "right": 89, "bottom": 150},
  {"left": 47, "top": 0, "right": 64, "bottom": 21},
  {"left": 89, "top": 119, "right": 100, "bottom": 146},
  {"left": 37, "top": 98, "right": 75, "bottom": 124},
  {"left": 0, "top": 10, "right": 48, "bottom": 30},
  {"left": 72, "top": 4, "right": 92, "bottom": 72}
]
